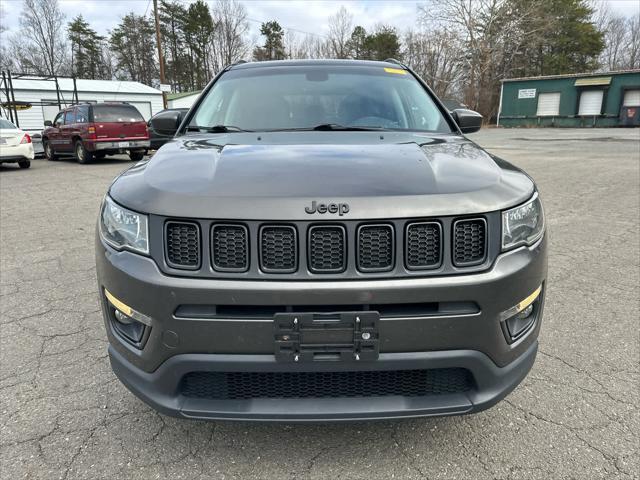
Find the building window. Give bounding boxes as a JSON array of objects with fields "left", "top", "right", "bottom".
[
  {"left": 536, "top": 92, "right": 561, "bottom": 116},
  {"left": 578, "top": 90, "right": 604, "bottom": 116},
  {"left": 623, "top": 89, "right": 640, "bottom": 107}
]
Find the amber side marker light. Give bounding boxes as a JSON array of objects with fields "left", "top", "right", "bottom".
[
  {"left": 499, "top": 286, "right": 543, "bottom": 341},
  {"left": 104, "top": 288, "right": 152, "bottom": 326}
]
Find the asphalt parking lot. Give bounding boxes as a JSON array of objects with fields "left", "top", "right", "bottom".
[{"left": 1, "top": 128, "right": 638, "bottom": 479}]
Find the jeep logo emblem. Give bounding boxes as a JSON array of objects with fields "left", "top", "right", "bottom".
[{"left": 305, "top": 200, "right": 350, "bottom": 216}]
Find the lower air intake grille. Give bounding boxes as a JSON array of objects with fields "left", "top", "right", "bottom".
[
  {"left": 211, "top": 224, "right": 248, "bottom": 271},
  {"left": 357, "top": 224, "right": 394, "bottom": 272},
  {"left": 165, "top": 222, "right": 200, "bottom": 269},
  {"left": 260, "top": 226, "right": 297, "bottom": 273},
  {"left": 181, "top": 368, "right": 473, "bottom": 400},
  {"left": 308, "top": 226, "right": 346, "bottom": 272},
  {"left": 453, "top": 218, "right": 487, "bottom": 266},
  {"left": 406, "top": 222, "right": 441, "bottom": 269}
]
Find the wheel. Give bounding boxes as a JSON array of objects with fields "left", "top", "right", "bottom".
[
  {"left": 18, "top": 160, "right": 31, "bottom": 169},
  {"left": 129, "top": 151, "right": 144, "bottom": 162},
  {"left": 75, "top": 140, "right": 93, "bottom": 164},
  {"left": 43, "top": 140, "right": 58, "bottom": 161}
]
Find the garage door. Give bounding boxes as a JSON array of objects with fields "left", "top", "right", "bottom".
[
  {"left": 536, "top": 92, "right": 561, "bottom": 116},
  {"left": 127, "top": 102, "right": 152, "bottom": 120},
  {"left": 623, "top": 89, "right": 640, "bottom": 107},
  {"left": 578, "top": 90, "right": 603, "bottom": 115}
]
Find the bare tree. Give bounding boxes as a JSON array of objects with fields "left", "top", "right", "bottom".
[
  {"left": 627, "top": 14, "right": 640, "bottom": 69},
  {"left": 283, "top": 31, "right": 330, "bottom": 59},
  {"left": 419, "top": 0, "right": 549, "bottom": 120},
  {"left": 12, "top": 0, "right": 69, "bottom": 75},
  {"left": 596, "top": 2, "right": 640, "bottom": 71},
  {"left": 403, "top": 28, "right": 465, "bottom": 99},
  {"left": 209, "top": 0, "right": 250, "bottom": 73},
  {"left": 327, "top": 6, "right": 353, "bottom": 58}
]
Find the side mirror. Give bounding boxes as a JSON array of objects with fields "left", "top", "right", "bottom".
[
  {"left": 44, "top": 120, "right": 52, "bottom": 127},
  {"left": 150, "top": 110, "right": 183, "bottom": 136},
  {"left": 452, "top": 109, "right": 482, "bottom": 134}
]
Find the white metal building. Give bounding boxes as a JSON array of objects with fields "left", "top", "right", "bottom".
[
  {"left": 2, "top": 77, "right": 163, "bottom": 134},
  {"left": 167, "top": 91, "right": 201, "bottom": 109}
]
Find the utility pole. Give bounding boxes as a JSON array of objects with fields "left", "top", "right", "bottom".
[{"left": 153, "top": 0, "right": 168, "bottom": 109}]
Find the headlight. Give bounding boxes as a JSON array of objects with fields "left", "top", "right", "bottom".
[
  {"left": 502, "top": 192, "right": 545, "bottom": 250},
  {"left": 100, "top": 195, "right": 149, "bottom": 254}
]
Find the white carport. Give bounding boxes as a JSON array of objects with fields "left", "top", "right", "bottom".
[{"left": 1, "top": 76, "right": 163, "bottom": 134}]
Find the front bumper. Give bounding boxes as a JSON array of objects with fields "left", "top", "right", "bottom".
[
  {"left": 0, "top": 142, "right": 34, "bottom": 162},
  {"left": 97, "top": 234, "right": 547, "bottom": 421},
  {"left": 109, "top": 340, "right": 538, "bottom": 421}
]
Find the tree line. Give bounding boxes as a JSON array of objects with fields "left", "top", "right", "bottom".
[{"left": 1, "top": 0, "right": 638, "bottom": 121}]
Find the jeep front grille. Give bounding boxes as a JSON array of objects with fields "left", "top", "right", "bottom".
[
  {"left": 453, "top": 218, "right": 487, "bottom": 266},
  {"left": 357, "top": 224, "right": 394, "bottom": 272},
  {"left": 180, "top": 368, "right": 474, "bottom": 400},
  {"left": 260, "top": 225, "right": 297, "bottom": 273},
  {"left": 160, "top": 215, "right": 494, "bottom": 278},
  {"left": 165, "top": 221, "right": 200, "bottom": 269},
  {"left": 211, "top": 224, "right": 248, "bottom": 272},
  {"left": 308, "top": 225, "right": 346, "bottom": 273},
  {"left": 406, "top": 222, "right": 442, "bottom": 269}
]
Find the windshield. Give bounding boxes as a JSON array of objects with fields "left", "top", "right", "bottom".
[
  {"left": 191, "top": 65, "right": 452, "bottom": 133},
  {"left": 0, "top": 119, "right": 17, "bottom": 129},
  {"left": 92, "top": 105, "right": 144, "bottom": 123}
]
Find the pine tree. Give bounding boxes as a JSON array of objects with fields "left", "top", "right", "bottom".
[
  {"left": 110, "top": 14, "right": 157, "bottom": 85},
  {"left": 68, "top": 15, "right": 108, "bottom": 79},
  {"left": 253, "top": 21, "right": 286, "bottom": 61}
]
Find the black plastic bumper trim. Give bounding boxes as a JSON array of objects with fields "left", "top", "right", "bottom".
[{"left": 108, "top": 340, "right": 538, "bottom": 422}]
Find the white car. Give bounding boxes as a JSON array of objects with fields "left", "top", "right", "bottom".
[{"left": 0, "top": 118, "right": 34, "bottom": 169}]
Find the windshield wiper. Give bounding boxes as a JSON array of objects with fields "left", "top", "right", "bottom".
[
  {"left": 187, "top": 125, "right": 252, "bottom": 133},
  {"left": 265, "top": 124, "right": 386, "bottom": 132},
  {"left": 311, "top": 123, "right": 385, "bottom": 131}
]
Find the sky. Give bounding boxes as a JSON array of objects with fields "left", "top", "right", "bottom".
[{"left": 0, "top": 0, "right": 638, "bottom": 42}]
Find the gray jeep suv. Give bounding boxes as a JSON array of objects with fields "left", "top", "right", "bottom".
[{"left": 96, "top": 60, "right": 547, "bottom": 421}]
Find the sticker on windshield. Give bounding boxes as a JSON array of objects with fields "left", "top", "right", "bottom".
[{"left": 384, "top": 67, "right": 407, "bottom": 75}]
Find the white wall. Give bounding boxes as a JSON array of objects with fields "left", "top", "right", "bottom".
[
  {"left": 4, "top": 89, "right": 163, "bottom": 133},
  {"left": 168, "top": 93, "right": 200, "bottom": 109}
]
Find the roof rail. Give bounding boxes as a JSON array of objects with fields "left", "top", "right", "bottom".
[
  {"left": 384, "top": 58, "right": 407, "bottom": 68},
  {"left": 230, "top": 60, "right": 248, "bottom": 66}
]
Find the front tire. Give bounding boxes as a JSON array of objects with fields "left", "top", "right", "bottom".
[
  {"left": 75, "top": 140, "right": 93, "bottom": 164},
  {"left": 129, "top": 151, "right": 144, "bottom": 162},
  {"left": 44, "top": 140, "right": 57, "bottom": 161},
  {"left": 18, "top": 160, "right": 31, "bottom": 169}
]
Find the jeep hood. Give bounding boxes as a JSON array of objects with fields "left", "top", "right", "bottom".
[{"left": 110, "top": 132, "right": 534, "bottom": 220}]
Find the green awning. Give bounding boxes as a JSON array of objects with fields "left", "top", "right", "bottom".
[{"left": 574, "top": 77, "right": 611, "bottom": 86}]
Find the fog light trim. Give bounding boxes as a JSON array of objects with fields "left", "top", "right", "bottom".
[
  {"left": 499, "top": 285, "right": 542, "bottom": 322},
  {"left": 104, "top": 288, "right": 152, "bottom": 326}
]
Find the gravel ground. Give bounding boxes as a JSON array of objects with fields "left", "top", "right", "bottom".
[{"left": 1, "top": 128, "right": 638, "bottom": 479}]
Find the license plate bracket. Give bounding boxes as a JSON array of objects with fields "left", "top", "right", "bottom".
[{"left": 274, "top": 311, "right": 379, "bottom": 362}]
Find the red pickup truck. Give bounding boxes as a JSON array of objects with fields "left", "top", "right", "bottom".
[{"left": 43, "top": 103, "right": 150, "bottom": 163}]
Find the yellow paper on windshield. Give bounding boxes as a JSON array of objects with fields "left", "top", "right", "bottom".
[{"left": 384, "top": 67, "right": 407, "bottom": 75}]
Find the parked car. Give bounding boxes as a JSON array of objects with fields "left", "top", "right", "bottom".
[
  {"left": 42, "top": 103, "right": 149, "bottom": 163},
  {"left": 148, "top": 108, "right": 188, "bottom": 150},
  {"left": 0, "top": 118, "right": 33, "bottom": 168},
  {"left": 96, "top": 59, "right": 546, "bottom": 422}
]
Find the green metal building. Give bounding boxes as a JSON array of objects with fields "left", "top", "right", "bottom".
[{"left": 497, "top": 70, "right": 640, "bottom": 127}]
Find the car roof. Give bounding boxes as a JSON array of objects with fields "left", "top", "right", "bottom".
[{"left": 228, "top": 59, "right": 405, "bottom": 71}]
